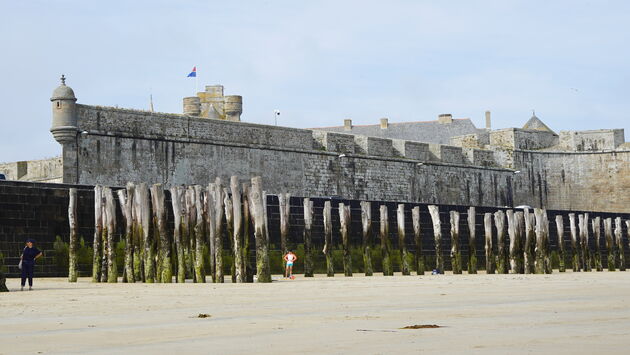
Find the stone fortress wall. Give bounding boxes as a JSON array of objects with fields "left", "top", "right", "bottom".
[
  {"left": 0, "top": 157, "right": 63, "bottom": 183},
  {"left": 4, "top": 79, "right": 628, "bottom": 213}
]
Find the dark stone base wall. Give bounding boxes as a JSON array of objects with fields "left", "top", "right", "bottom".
[
  {"left": 0, "top": 180, "right": 95, "bottom": 277},
  {"left": 1, "top": 180, "right": 628, "bottom": 278}
]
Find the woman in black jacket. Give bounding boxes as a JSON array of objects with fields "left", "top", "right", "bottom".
[{"left": 20, "top": 238, "right": 42, "bottom": 291}]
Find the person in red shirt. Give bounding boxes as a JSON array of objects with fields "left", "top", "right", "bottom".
[{"left": 283, "top": 251, "right": 297, "bottom": 279}]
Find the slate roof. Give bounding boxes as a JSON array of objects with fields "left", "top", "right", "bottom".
[
  {"left": 312, "top": 118, "right": 483, "bottom": 144},
  {"left": 522, "top": 114, "right": 555, "bottom": 134}
]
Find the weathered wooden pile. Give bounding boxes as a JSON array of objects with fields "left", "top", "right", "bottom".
[
  {"left": 67, "top": 176, "right": 270, "bottom": 283},
  {"left": 66, "top": 180, "right": 630, "bottom": 283}
]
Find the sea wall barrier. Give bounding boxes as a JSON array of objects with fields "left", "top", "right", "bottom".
[{"left": 1, "top": 179, "right": 629, "bottom": 282}]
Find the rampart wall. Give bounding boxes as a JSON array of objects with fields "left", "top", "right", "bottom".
[
  {"left": 48, "top": 104, "right": 630, "bottom": 213},
  {"left": 69, "top": 105, "right": 515, "bottom": 207}
]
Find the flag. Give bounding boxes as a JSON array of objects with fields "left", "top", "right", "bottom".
[{"left": 187, "top": 66, "right": 197, "bottom": 77}]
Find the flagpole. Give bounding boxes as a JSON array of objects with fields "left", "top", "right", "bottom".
[{"left": 195, "top": 66, "right": 198, "bottom": 95}]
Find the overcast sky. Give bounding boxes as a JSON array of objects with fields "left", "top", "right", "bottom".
[{"left": 1, "top": 0, "right": 629, "bottom": 162}]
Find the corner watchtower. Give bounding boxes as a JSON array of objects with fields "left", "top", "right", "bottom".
[
  {"left": 50, "top": 74, "right": 78, "bottom": 144},
  {"left": 50, "top": 75, "right": 80, "bottom": 184}
]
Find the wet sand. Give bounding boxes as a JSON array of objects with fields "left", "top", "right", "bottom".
[{"left": 1, "top": 272, "right": 630, "bottom": 354}]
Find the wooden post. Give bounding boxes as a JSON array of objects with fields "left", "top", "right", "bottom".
[
  {"left": 380, "top": 205, "right": 393, "bottom": 276},
  {"left": 323, "top": 201, "right": 334, "bottom": 277},
  {"left": 339, "top": 202, "right": 352, "bottom": 276},
  {"left": 151, "top": 184, "right": 171, "bottom": 283},
  {"left": 555, "top": 215, "right": 566, "bottom": 272},
  {"left": 205, "top": 183, "right": 216, "bottom": 282},
  {"left": 250, "top": 176, "right": 271, "bottom": 282},
  {"left": 523, "top": 209, "right": 536, "bottom": 274},
  {"left": 278, "top": 193, "right": 290, "bottom": 260},
  {"left": 136, "top": 183, "right": 154, "bottom": 283},
  {"left": 604, "top": 218, "right": 615, "bottom": 271},
  {"left": 230, "top": 177, "right": 245, "bottom": 283},
  {"left": 450, "top": 210, "right": 461, "bottom": 274},
  {"left": 467, "top": 207, "right": 477, "bottom": 274},
  {"left": 615, "top": 217, "right": 625, "bottom": 271},
  {"left": 506, "top": 210, "right": 516, "bottom": 274},
  {"left": 361, "top": 201, "right": 373, "bottom": 276},
  {"left": 169, "top": 186, "right": 186, "bottom": 283},
  {"left": 397, "top": 204, "right": 410, "bottom": 275},
  {"left": 569, "top": 213, "right": 580, "bottom": 271},
  {"left": 626, "top": 220, "right": 630, "bottom": 270},
  {"left": 186, "top": 186, "right": 197, "bottom": 281},
  {"left": 214, "top": 179, "right": 225, "bottom": 283},
  {"left": 132, "top": 184, "right": 145, "bottom": 282},
  {"left": 68, "top": 188, "right": 78, "bottom": 282},
  {"left": 193, "top": 185, "right": 206, "bottom": 283},
  {"left": 507, "top": 210, "right": 524, "bottom": 274},
  {"left": 118, "top": 184, "right": 135, "bottom": 283},
  {"left": 592, "top": 217, "right": 603, "bottom": 271},
  {"left": 533, "top": 208, "right": 547, "bottom": 274},
  {"left": 578, "top": 213, "right": 591, "bottom": 271},
  {"left": 223, "top": 187, "right": 235, "bottom": 283},
  {"left": 412, "top": 206, "right": 424, "bottom": 275},
  {"left": 484, "top": 213, "right": 494, "bottom": 274},
  {"left": 103, "top": 187, "right": 117, "bottom": 283},
  {"left": 242, "top": 183, "right": 253, "bottom": 282},
  {"left": 304, "top": 198, "right": 315, "bottom": 277},
  {"left": 515, "top": 211, "right": 525, "bottom": 274},
  {"left": 100, "top": 187, "right": 111, "bottom": 283},
  {"left": 542, "top": 210, "right": 552, "bottom": 274},
  {"left": 494, "top": 210, "right": 507, "bottom": 274},
  {"left": 92, "top": 185, "right": 103, "bottom": 282},
  {"left": 428, "top": 205, "right": 443, "bottom": 274}
]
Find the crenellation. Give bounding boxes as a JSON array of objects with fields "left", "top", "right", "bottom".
[
  {"left": 463, "top": 148, "right": 496, "bottom": 167},
  {"left": 312, "top": 131, "right": 355, "bottom": 153},
  {"left": 428, "top": 144, "right": 466, "bottom": 164},
  {"left": 392, "top": 140, "right": 430, "bottom": 160},
  {"left": 353, "top": 135, "right": 394, "bottom": 157}
]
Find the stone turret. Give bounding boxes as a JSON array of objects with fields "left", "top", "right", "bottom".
[
  {"left": 50, "top": 75, "right": 78, "bottom": 144},
  {"left": 182, "top": 85, "right": 242, "bottom": 121}
]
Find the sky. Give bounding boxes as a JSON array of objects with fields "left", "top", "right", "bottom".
[{"left": 1, "top": 0, "right": 629, "bottom": 162}]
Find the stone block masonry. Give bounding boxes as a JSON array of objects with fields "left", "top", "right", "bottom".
[
  {"left": 46, "top": 101, "right": 630, "bottom": 213},
  {"left": 70, "top": 105, "right": 517, "bottom": 207}
]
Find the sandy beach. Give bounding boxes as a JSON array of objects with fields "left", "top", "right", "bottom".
[{"left": 1, "top": 272, "right": 630, "bottom": 354}]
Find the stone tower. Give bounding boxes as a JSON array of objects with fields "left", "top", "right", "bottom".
[
  {"left": 182, "top": 85, "right": 243, "bottom": 121},
  {"left": 50, "top": 75, "right": 78, "bottom": 144},
  {"left": 50, "top": 75, "right": 79, "bottom": 183}
]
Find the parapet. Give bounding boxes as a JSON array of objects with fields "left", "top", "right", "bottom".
[
  {"left": 392, "top": 140, "right": 430, "bottom": 160},
  {"left": 462, "top": 148, "right": 496, "bottom": 167},
  {"left": 354, "top": 135, "right": 394, "bottom": 157},
  {"left": 428, "top": 144, "right": 466, "bottom": 164},
  {"left": 312, "top": 131, "right": 355, "bottom": 153},
  {"left": 558, "top": 129, "right": 625, "bottom": 151}
]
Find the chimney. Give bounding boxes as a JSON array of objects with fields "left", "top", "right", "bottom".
[
  {"left": 344, "top": 118, "right": 352, "bottom": 131},
  {"left": 485, "top": 110, "right": 491, "bottom": 130},
  {"left": 438, "top": 114, "right": 453, "bottom": 124},
  {"left": 380, "top": 117, "right": 388, "bottom": 129}
]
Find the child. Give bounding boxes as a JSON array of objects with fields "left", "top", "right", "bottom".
[{"left": 283, "top": 251, "right": 297, "bottom": 279}]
